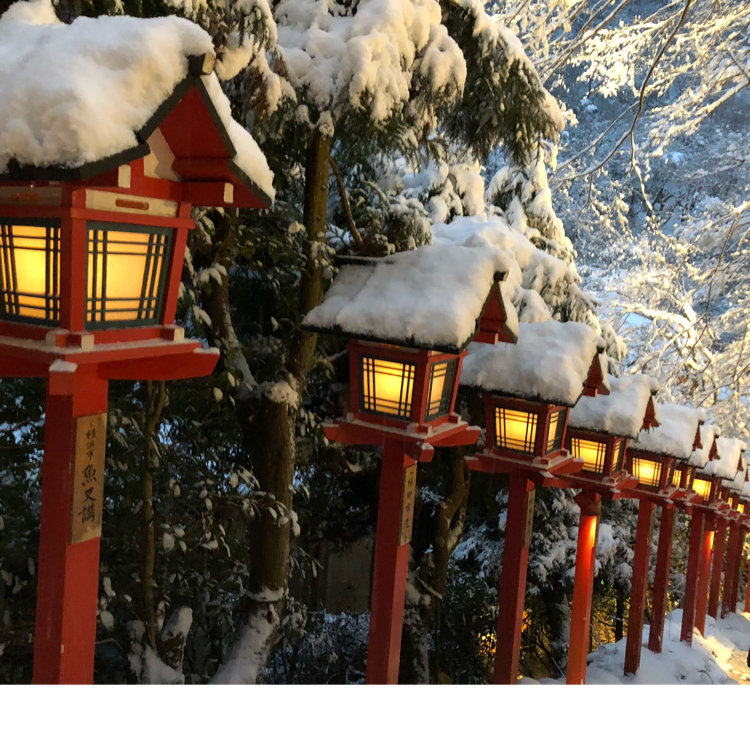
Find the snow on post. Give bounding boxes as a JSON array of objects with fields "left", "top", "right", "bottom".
[
  {"left": 0, "top": 0, "right": 274, "bottom": 204},
  {"left": 568, "top": 374, "right": 660, "bottom": 439},
  {"left": 459, "top": 319, "right": 607, "bottom": 406}
]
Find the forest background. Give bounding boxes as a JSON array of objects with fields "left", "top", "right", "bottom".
[{"left": 0, "top": 0, "right": 747, "bottom": 685}]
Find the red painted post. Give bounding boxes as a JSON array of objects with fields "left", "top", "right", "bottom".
[
  {"left": 648, "top": 505, "right": 675, "bottom": 653},
  {"left": 624, "top": 499, "right": 654, "bottom": 675},
  {"left": 722, "top": 524, "right": 741, "bottom": 618},
  {"left": 566, "top": 491, "right": 600, "bottom": 685},
  {"left": 33, "top": 366, "right": 108, "bottom": 684},
  {"left": 732, "top": 530, "right": 746, "bottom": 614},
  {"left": 681, "top": 509, "right": 705, "bottom": 644},
  {"left": 707, "top": 518, "right": 727, "bottom": 620},
  {"left": 694, "top": 523, "right": 714, "bottom": 635},
  {"left": 745, "top": 549, "right": 750, "bottom": 614},
  {"left": 365, "top": 439, "right": 416, "bottom": 684},
  {"left": 493, "top": 472, "right": 535, "bottom": 684},
  {"left": 724, "top": 527, "right": 745, "bottom": 616}
]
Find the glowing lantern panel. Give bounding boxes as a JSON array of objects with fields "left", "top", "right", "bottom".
[
  {"left": 86, "top": 224, "right": 171, "bottom": 327},
  {"left": 632, "top": 457, "right": 662, "bottom": 487},
  {"left": 0, "top": 221, "right": 60, "bottom": 323},
  {"left": 361, "top": 355, "right": 416, "bottom": 419},
  {"left": 426, "top": 360, "right": 457, "bottom": 419},
  {"left": 495, "top": 407, "right": 538, "bottom": 453},
  {"left": 692, "top": 476, "right": 713, "bottom": 500},
  {"left": 545, "top": 409, "right": 566, "bottom": 454},
  {"left": 571, "top": 437, "right": 607, "bottom": 473},
  {"left": 611, "top": 438, "right": 624, "bottom": 472},
  {"left": 673, "top": 467, "right": 683, "bottom": 487}
]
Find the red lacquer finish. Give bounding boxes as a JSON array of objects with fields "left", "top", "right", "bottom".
[
  {"left": 624, "top": 499, "right": 655, "bottom": 675},
  {"left": 694, "top": 520, "right": 714, "bottom": 635},
  {"left": 681, "top": 508, "right": 706, "bottom": 643},
  {"left": 365, "top": 441, "right": 416, "bottom": 684},
  {"left": 707, "top": 518, "right": 727, "bottom": 620},
  {"left": 493, "top": 472, "right": 535, "bottom": 685},
  {"left": 566, "top": 491, "right": 601, "bottom": 685},
  {"left": 648, "top": 504, "right": 675, "bottom": 653}
]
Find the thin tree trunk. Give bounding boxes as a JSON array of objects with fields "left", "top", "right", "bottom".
[
  {"left": 142, "top": 380, "right": 166, "bottom": 648},
  {"left": 214, "top": 130, "right": 331, "bottom": 683}
]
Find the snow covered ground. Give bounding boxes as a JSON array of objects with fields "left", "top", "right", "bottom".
[{"left": 523, "top": 608, "right": 750, "bottom": 685}]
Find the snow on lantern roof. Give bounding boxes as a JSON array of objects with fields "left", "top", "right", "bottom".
[
  {"left": 629, "top": 402, "right": 706, "bottom": 460},
  {"left": 689, "top": 423, "right": 722, "bottom": 469},
  {"left": 0, "top": 0, "right": 274, "bottom": 206},
  {"left": 459, "top": 320, "right": 607, "bottom": 406},
  {"left": 704, "top": 436, "right": 747, "bottom": 481},
  {"left": 724, "top": 458, "right": 747, "bottom": 493},
  {"left": 568, "top": 374, "right": 660, "bottom": 439},
  {"left": 302, "top": 244, "right": 518, "bottom": 353}
]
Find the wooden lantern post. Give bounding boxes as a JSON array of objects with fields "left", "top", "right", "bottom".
[
  {"left": 622, "top": 440, "right": 678, "bottom": 676},
  {"left": 303, "top": 247, "right": 517, "bottom": 683},
  {"left": 460, "top": 319, "right": 609, "bottom": 684},
  {"left": 0, "top": 40, "right": 272, "bottom": 683},
  {"left": 680, "top": 433, "right": 724, "bottom": 644},
  {"left": 717, "top": 460, "right": 748, "bottom": 617},
  {"left": 637, "top": 409, "right": 709, "bottom": 653},
  {"left": 561, "top": 375, "right": 660, "bottom": 684}
]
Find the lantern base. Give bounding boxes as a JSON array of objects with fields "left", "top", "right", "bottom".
[
  {"left": 466, "top": 448, "right": 582, "bottom": 485},
  {"left": 323, "top": 414, "right": 480, "bottom": 461},
  {"left": 0, "top": 331, "right": 218, "bottom": 382}
]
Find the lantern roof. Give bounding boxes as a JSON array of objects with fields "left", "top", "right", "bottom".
[
  {"left": 0, "top": 1, "right": 274, "bottom": 207},
  {"left": 302, "top": 244, "right": 518, "bottom": 353},
  {"left": 629, "top": 402, "right": 706, "bottom": 460},
  {"left": 459, "top": 320, "right": 608, "bottom": 406},
  {"left": 689, "top": 423, "right": 722, "bottom": 469},
  {"left": 568, "top": 374, "right": 660, "bottom": 439},
  {"left": 703, "top": 436, "right": 747, "bottom": 481}
]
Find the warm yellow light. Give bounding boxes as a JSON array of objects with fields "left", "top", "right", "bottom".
[
  {"left": 692, "top": 476, "right": 713, "bottom": 500},
  {"left": 426, "top": 361, "right": 455, "bottom": 418},
  {"left": 0, "top": 223, "right": 59, "bottom": 321},
  {"left": 87, "top": 225, "right": 169, "bottom": 325},
  {"left": 545, "top": 410, "right": 564, "bottom": 454},
  {"left": 632, "top": 457, "right": 662, "bottom": 487},
  {"left": 611, "top": 439, "right": 624, "bottom": 472},
  {"left": 571, "top": 437, "right": 606, "bottom": 473},
  {"left": 361, "top": 356, "right": 415, "bottom": 418},
  {"left": 673, "top": 468, "right": 683, "bottom": 487},
  {"left": 496, "top": 407, "right": 537, "bottom": 453}
]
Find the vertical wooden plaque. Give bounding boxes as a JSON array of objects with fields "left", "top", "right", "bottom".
[
  {"left": 70, "top": 412, "right": 107, "bottom": 545},
  {"left": 522, "top": 488, "right": 535, "bottom": 548},
  {"left": 399, "top": 464, "right": 417, "bottom": 546}
]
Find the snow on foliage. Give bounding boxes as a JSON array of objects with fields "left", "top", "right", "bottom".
[
  {"left": 460, "top": 320, "right": 605, "bottom": 406},
  {"left": 274, "top": 0, "right": 466, "bottom": 129},
  {"left": 630, "top": 402, "right": 706, "bottom": 460},
  {"left": 568, "top": 374, "right": 659, "bottom": 438},
  {"left": 0, "top": 0, "right": 274, "bottom": 198}
]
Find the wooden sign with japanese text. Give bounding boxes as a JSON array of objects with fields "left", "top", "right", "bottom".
[
  {"left": 522, "top": 488, "right": 535, "bottom": 548},
  {"left": 399, "top": 464, "right": 417, "bottom": 546},
  {"left": 70, "top": 413, "right": 107, "bottom": 545}
]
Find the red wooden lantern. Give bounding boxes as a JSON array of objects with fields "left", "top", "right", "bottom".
[
  {"left": 623, "top": 402, "right": 706, "bottom": 657},
  {"left": 561, "top": 374, "right": 658, "bottom": 684},
  {"left": 0, "top": 15, "right": 273, "bottom": 684},
  {"left": 460, "top": 319, "right": 608, "bottom": 684},
  {"left": 303, "top": 245, "right": 517, "bottom": 683}
]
